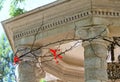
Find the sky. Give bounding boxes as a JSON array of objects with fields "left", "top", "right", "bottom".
[{"left": 0, "top": 0, "right": 56, "bottom": 36}]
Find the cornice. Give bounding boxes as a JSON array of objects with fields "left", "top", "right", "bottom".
[
  {"left": 13, "top": 9, "right": 120, "bottom": 40},
  {"left": 11, "top": 9, "right": 120, "bottom": 48},
  {"left": 2, "top": 0, "right": 120, "bottom": 51},
  {"left": 92, "top": 9, "right": 120, "bottom": 17},
  {"left": 13, "top": 9, "right": 91, "bottom": 40}
]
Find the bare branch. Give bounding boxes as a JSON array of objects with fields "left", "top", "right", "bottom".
[{"left": 30, "top": 16, "right": 44, "bottom": 50}]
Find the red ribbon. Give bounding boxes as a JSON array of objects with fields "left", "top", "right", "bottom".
[
  {"left": 13, "top": 55, "right": 20, "bottom": 64},
  {"left": 50, "top": 49, "right": 63, "bottom": 64}
]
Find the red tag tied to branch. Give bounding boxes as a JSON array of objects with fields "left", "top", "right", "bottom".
[
  {"left": 13, "top": 55, "right": 20, "bottom": 64},
  {"left": 50, "top": 49, "right": 63, "bottom": 64}
]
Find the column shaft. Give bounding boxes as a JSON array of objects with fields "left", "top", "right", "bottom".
[
  {"left": 18, "top": 61, "right": 37, "bottom": 82},
  {"left": 83, "top": 40, "right": 108, "bottom": 82}
]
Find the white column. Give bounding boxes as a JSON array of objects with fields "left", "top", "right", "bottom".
[
  {"left": 16, "top": 47, "right": 45, "bottom": 82},
  {"left": 18, "top": 61, "right": 37, "bottom": 82},
  {"left": 83, "top": 39, "right": 109, "bottom": 82},
  {"left": 17, "top": 61, "right": 45, "bottom": 82}
]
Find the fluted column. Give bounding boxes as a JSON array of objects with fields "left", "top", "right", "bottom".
[{"left": 82, "top": 39, "right": 109, "bottom": 82}]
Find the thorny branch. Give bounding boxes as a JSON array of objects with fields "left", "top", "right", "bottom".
[
  {"left": 15, "top": 23, "right": 106, "bottom": 66},
  {"left": 14, "top": 21, "right": 120, "bottom": 81}
]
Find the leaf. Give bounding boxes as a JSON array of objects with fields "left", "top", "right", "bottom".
[
  {"left": 0, "top": 33, "right": 16, "bottom": 81},
  {"left": 0, "top": 0, "right": 6, "bottom": 10},
  {"left": 9, "top": 0, "right": 27, "bottom": 17}
]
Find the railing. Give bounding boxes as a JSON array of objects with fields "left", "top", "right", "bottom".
[{"left": 107, "top": 62, "right": 120, "bottom": 80}]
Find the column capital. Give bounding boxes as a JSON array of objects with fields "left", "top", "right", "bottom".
[
  {"left": 82, "top": 38, "right": 111, "bottom": 59},
  {"left": 76, "top": 24, "right": 110, "bottom": 40},
  {"left": 16, "top": 46, "right": 41, "bottom": 62},
  {"left": 82, "top": 38, "right": 110, "bottom": 48}
]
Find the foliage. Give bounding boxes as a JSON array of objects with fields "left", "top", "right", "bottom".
[
  {"left": 0, "top": 34, "right": 16, "bottom": 82},
  {"left": 9, "top": 6, "right": 26, "bottom": 17},
  {"left": 40, "top": 78, "right": 46, "bottom": 82},
  {"left": 0, "top": 0, "right": 5, "bottom": 10},
  {"left": 9, "top": 0, "right": 27, "bottom": 17},
  {"left": 0, "top": 0, "right": 27, "bottom": 17}
]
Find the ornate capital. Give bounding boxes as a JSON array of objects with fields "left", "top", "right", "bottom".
[
  {"left": 76, "top": 25, "right": 109, "bottom": 40},
  {"left": 82, "top": 38, "right": 110, "bottom": 58},
  {"left": 16, "top": 46, "right": 41, "bottom": 62},
  {"left": 82, "top": 38, "right": 110, "bottom": 48}
]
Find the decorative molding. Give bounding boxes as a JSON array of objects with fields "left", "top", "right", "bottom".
[
  {"left": 13, "top": 9, "right": 120, "bottom": 40},
  {"left": 13, "top": 9, "right": 91, "bottom": 40},
  {"left": 92, "top": 9, "right": 120, "bottom": 17}
]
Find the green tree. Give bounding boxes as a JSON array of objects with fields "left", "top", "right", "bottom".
[
  {"left": 0, "top": 34, "right": 16, "bottom": 82},
  {"left": 0, "top": 0, "right": 27, "bottom": 17},
  {"left": 0, "top": 0, "right": 5, "bottom": 10},
  {"left": 9, "top": 0, "right": 26, "bottom": 17}
]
